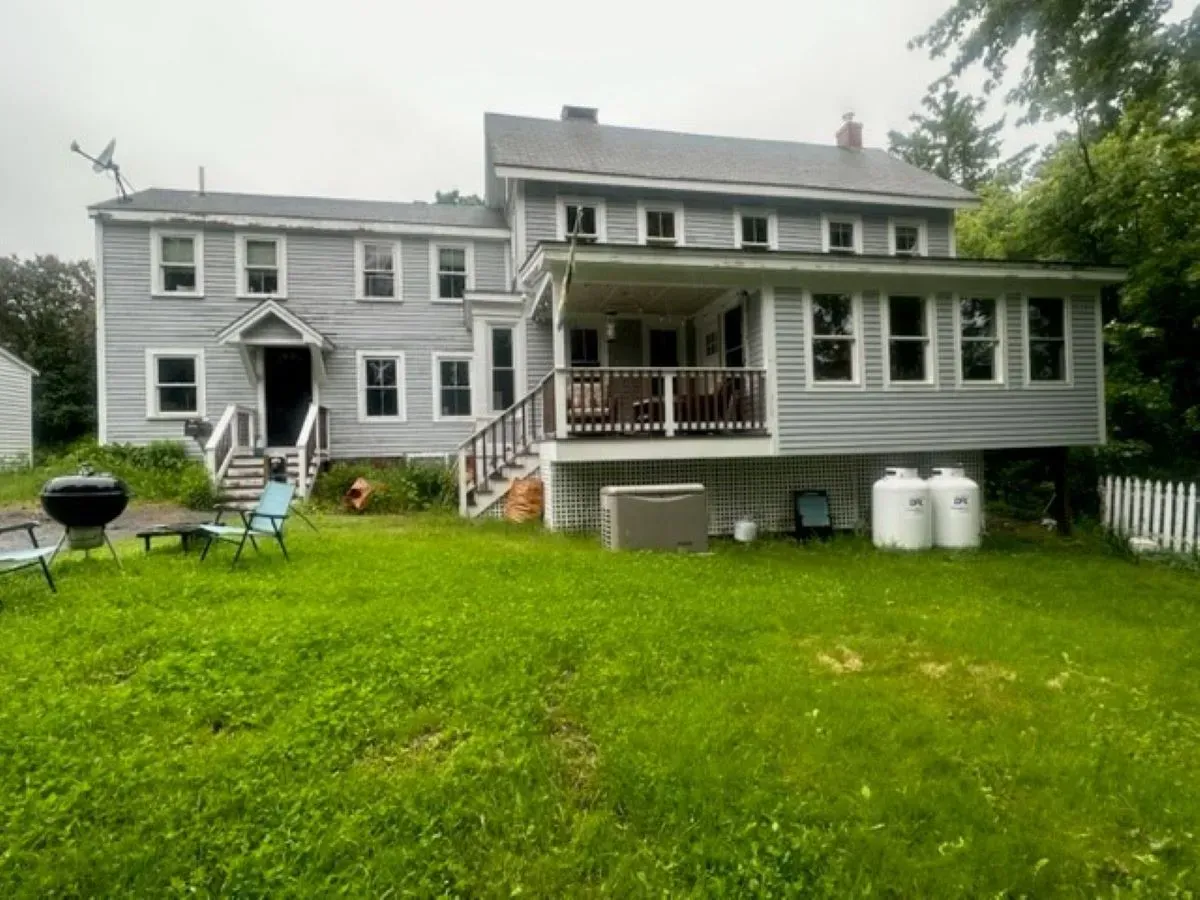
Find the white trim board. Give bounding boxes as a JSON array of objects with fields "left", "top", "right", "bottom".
[
  {"left": 540, "top": 435, "right": 775, "bottom": 463},
  {"left": 91, "top": 208, "right": 511, "bottom": 239},
  {"left": 495, "top": 165, "right": 981, "bottom": 210}
]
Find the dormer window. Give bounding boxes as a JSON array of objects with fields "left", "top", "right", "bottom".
[
  {"left": 637, "top": 202, "right": 684, "bottom": 247},
  {"left": 889, "top": 219, "right": 928, "bottom": 257},
  {"left": 822, "top": 215, "right": 862, "bottom": 255},
  {"left": 557, "top": 197, "right": 606, "bottom": 243}
]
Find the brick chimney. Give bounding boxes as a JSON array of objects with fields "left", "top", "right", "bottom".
[
  {"left": 561, "top": 105, "right": 599, "bottom": 123},
  {"left": 836, "top": 113, "right": 863, "bottom": 149}
]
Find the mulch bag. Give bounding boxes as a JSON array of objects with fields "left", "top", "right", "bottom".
[
  {"left": 344, "top": 477, "right": 375, "bottom": 512},
  {"left": 505, "top": 477, "right": 544, "bottom": 523}
]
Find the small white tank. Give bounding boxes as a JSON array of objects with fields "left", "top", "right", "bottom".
[
  {"left": 928, "top": 467, "right": 982, "bottom": 549},
  {"left": 872, "top": 467, "right": 932, "bottom": 550}
]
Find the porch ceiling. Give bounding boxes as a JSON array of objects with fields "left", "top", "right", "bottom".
[{"left": 565, "top": 281, "right": 729, "bottom": 315}]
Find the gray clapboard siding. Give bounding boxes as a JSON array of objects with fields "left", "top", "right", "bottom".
[
  {"left": 773, "top": 288, "right": 1102, "bottom": 453},
  {"left": 746, "top": 292, "right": 764, "bottom": 368},
  {"left": 523, "top": 180, "right": 955, "bottom": 256},
  {"left": 0, "top": 353, "right": 33, "bottom": 462},
  {"left": 525, "top": 319, "right": 554, "bottom": 391},
  {"left": 102, "top": 222, "right": 508, "bottom": 457}
]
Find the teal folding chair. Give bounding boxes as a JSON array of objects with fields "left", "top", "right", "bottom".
[
  {"left": 0, "top": 522, "right": 57, "bottom": 593},
  {"left": 199, "top": 481, "right": 295, "bottom": 566}
]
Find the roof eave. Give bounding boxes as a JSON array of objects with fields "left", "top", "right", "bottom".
[{"left": 492, "top": 164, "right": 979, "bottom": 210}]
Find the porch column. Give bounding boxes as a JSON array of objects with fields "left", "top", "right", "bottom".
[{"left": 551, "top": 276, "right": 569, "bottom": 439}]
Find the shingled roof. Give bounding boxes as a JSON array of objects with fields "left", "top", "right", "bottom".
[
  {"left": 91, "top": 189, "right": 508, "bottom": 229},
  {"left": 485, "top": 113, "right": 977, "bottom": 205}
]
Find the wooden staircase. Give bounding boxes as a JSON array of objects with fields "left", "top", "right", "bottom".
[
  {"left": 204, "top": 403, "right": 330, "bottom": 507},
  {"left": 217, "top": 450, "right": 319, "bottom": 510},
  {"left": 459, "top": 373, "right": 556, "bottom": 519}
]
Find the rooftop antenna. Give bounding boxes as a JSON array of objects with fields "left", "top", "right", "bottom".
[{"left": 70, "top": 138, "right": 134, "bottom": 201}]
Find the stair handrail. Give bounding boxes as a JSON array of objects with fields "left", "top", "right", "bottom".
[
  {"left": 295, "top": 403, "right": 321, "bottom": 499},
  {"left": 204, "top": 404, "right": 257, "bottom": 484},
  {"left": 457, "top": 372, "right": 555, "bottom": 516}
]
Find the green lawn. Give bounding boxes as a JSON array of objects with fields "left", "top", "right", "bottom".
[{"left": 1, "top": 517, "right": 1198, "bottom": 896}]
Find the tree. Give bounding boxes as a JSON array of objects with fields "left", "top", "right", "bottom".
[
  {"left": 888, "top": 80, "right": 1008, "bottom": 190},
  {"left": 434, "top": 189, "right": 484, "bottom": 206},
  {"left": 0, "top": 256, "right": 95, "bottom": 447}
]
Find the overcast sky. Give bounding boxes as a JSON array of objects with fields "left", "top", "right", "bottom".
[{"left": 2, "top": 0, "right": 1070, "bottom": 260}]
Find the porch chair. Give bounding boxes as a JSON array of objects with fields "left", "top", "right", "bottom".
[
  {"left": 0, "top": 522, "right": 58, "bottom": 593},
  {"left": 199, "top": 481, "right": 296, "bottom": 566}
]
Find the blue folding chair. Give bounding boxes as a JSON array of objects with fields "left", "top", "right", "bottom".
[
  {"left": 0, "top": 522, "right": 57, "bottom": 593},
  {"left": 199, "top": 481, "right": 295, "bottom": 566}
]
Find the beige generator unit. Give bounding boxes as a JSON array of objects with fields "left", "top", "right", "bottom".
[{"left": 600, "top": 484, "right": 708, "bottom": 552}]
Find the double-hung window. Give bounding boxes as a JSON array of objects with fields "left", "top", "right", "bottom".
[
  {"left": 959, "top": 297, "right": 1003, "bottom": 383},
  {"left": 152, "top": 231, "right": 203, "bottom": 295},
  {"left": 886, "top": 295, "right": 933, "bottom": 383},
  {"left": 358, "top": 240, "right": 399, "bottom": 300},
  {"left": 358, "top": 352, "right": 405, "bottom": 421},
  {"left": 431, "top": 244, "right": 472, "bottom": 302},
  {"left": 558, "top": 198, "right": 605, "bottom": 243},
  {"left": 890, "top": 219, "right": 926, "bottom": 257},
  {"left": 237, "top": 235, "right": 286, "bottom": 297},
  {"left": 735, "top": 211, "right": 775, "bottom": 251},
  {"left": 570, "top": 328, "right": 601, "bottom": 367},
  {"left": 434, "top": 354, "right": 472, "bottom": 420},
  {"left": 809, "top": 293, "right": 858, "bottom": 383},
  {"left": 490, "top": 327, "right": 516, "bottom": 411},
  {"left": 822, "top": 215, "right": 861, "bottom": 254},
  {"left": 145, "top": 350, "right": 204, "bottom": 418},
  {"left": 639, "top": 203, "right": 683, "bottom": 246},
  {"left": 1027, "top": 297, "right": 1068, "bottom": 382}
]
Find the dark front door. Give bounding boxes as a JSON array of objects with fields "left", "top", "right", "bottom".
[
  {"left": 263, "top": 347, "right": 313, "bottom": 446},
  {"left": 648, "top": 329, "right": 679, "bottom": 368}
]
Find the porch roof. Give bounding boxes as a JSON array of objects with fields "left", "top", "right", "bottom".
[
  {"left": 522, "top": 243, "right": 1127, "bottom": 313},
  {"left": 216, "top": 300, "right": 334, "bottom": 350}
]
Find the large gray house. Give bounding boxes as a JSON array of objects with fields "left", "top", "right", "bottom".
[{"left": 90, "top": 107, "right": 1122, "bottom": 531}]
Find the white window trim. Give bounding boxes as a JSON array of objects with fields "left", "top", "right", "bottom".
[
  {"left": 144, "top": 348, "right": 205, "bottom": 420},
  {"left": 732, "top": 207, "right": 779, "bottom": 250},
  {"left": 431, "top": 351, "right": 474, "bottom": 422},
  {"left": 881, "top": 293, "right": 938, "bottom": 389},
  {"left": 803, "top": 290, "right": 864, "bottom": 389},
  {"left": 567, "top": 323, "right": 608, "bottom": 367},
  {"left": 356, "top": 350, "right": 407, "bottom": 423},
  {"left": 821, "top": 214, "right": 864, "bottom": 255},
  {"left": 485, "top": 322, "right": 521, "bottom": 413},
  {"left": 635, "top": 201, "right": 686, "bottom": 247},
  {"left": 150, "top": 229, "right": 204, "bottom": 298},
  {"left": 429, "top": 242, "right": 475, "bottom": 304},
  {"left": 953, "top": 294, "right": 1007, "bottom": 388},
  {"left": 235, "top": 233, "right": 288, "bottom": 300},
  {"left": 888, "top": 217, "right": 928, "bottom": 257},
  {"left": 555, "top": 196, "right": 608, "bottom": 243},
  {"left": 1022, "top": 296, "right": 1073, "bottom": 387},
  {"left": 355, "top": 238, "right": 403, "bottom": 302}
]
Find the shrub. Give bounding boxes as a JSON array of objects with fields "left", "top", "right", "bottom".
[{"left": 312, "top": 459, "right": 457, "bottom": 514}]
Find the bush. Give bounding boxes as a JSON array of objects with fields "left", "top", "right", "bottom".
[{"left": 311, "top": 459, "right": 457, "bottom": 514}]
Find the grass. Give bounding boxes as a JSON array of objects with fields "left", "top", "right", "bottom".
[{"left": 1, "top": 517, "right": 1198, "bottom": 896}]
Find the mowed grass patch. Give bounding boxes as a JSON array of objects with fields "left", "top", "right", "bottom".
[{"left": 0, "top": 516, "right": 1198, "bottom": 896}]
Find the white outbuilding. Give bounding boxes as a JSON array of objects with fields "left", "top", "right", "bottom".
[{"left": 0, "top": 346, "right": 37, "bottom": 466}]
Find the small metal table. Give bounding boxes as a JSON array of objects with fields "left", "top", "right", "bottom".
[{"left": 136, "top": 524, "right": 207, "bottom": 554}]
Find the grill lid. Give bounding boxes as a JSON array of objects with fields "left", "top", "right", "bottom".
[{"left": 41, "top": 468, "right": 129, "bottom": 497}]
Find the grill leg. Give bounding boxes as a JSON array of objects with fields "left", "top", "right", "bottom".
[{"left": 103, "top": 532, "right": 123, "bottom": 570}]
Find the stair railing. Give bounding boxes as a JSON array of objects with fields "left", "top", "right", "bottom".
[
  {"left": 457, "top": 372, "right": 555, "bottom": 516},
  {"left": 294, "top": 403, "right": 326, "bottom": 499},
  {"left": 204, "top": 404, "right": 257, "bottom": 485}
]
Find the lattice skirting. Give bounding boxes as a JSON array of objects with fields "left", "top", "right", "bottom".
[{"left": 543, "top": 452, "right": 984, "bottom": 535}]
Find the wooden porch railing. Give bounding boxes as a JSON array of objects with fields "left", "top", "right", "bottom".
[
  {"left": 203, "top": 404, "right": 256, "bottom": 484},
  {"left": 296, "top": 403, "right": 330, "bottom": 498},
  {"left": 458, "top": 372, "right": 555, "bottom": 516},
  {"left": 562, "top": 367, "right": 767, "bottom": 437}
]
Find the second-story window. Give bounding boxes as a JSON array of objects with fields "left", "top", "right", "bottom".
[
  {"left": 890, "top": 220, "right": 927, "bottom": 257},
  {"left": 565, "top": 203, "right": 599, "bottom": 242},
  {"left": 238, "top": 235, "right": 286, "bottom": 298},
  {"left": 741, "top": 215, "right": 770, "bottom": 250},
  {"left": 432, "top": 245, "right": 471, "bottom": 302},
  {"left": 886, "top": 295, "right": 932, "bottom": 383},
  {"left": 823, "top": 216, "right": 861, "bottom": 254},
  {"left": 1027, "top": 297, "right": 1068, "bottom": 382},
  {"left": 359, "top": 241, "right": 398, "bottom": 300},
  {"left": 154, "top": 232, "right": 203, "bottom": 295},
  {"left": 639, "top": 203, "right": 683, "bottom": 247},
  {"left": 809, "top": 293, "right": 858, "bottom": 383}
]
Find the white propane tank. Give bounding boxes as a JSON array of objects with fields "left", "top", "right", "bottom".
[
  {"left": 872, "top": 467, "right": 932, "bottom": 550},
  {"left": 928, "top": 466, "right": 982, "bottom": 549}
]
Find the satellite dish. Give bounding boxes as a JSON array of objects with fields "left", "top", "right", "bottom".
[
  {"left": 93, "top": 138, "right": 116, "bottom": 173},
  {"left": 70, "top": 137, "right": 134, "bottom": 201}
]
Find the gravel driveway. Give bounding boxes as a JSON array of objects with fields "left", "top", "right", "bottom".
[{"left": 0, "top": 503, "right": 206, "bottom": 552}]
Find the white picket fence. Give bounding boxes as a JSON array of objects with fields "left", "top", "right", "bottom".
[{"left": 1101, "top": 476, "right": 1199, "bottom": 555}]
